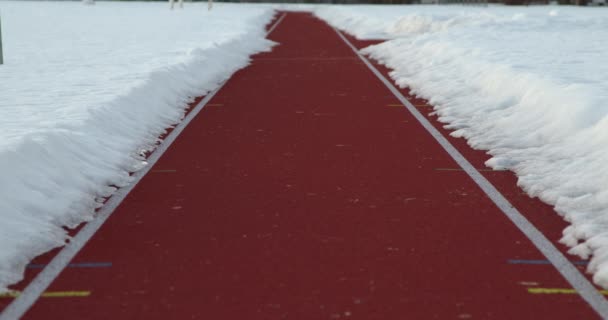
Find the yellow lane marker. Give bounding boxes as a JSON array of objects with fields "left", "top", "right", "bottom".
[
  {"left": 387, "top": 104, "right": 404, "bottom": 107},
  {"left": 151, "top": 169, "right": 177, "bottom": 173},
  {"left": 42, "top": 291, "right": 91, "bottom": 298},
  {"left": 0, "top": 291, "right": 91, "bottom": 298},
  {"left": 528, "top": 288, "right": 608, "bottom": 295},
  {"left": 207, "top": 103, "right": 223, "bottom": 107}
]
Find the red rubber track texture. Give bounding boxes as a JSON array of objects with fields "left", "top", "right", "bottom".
[
  {"left": 2, "top": 12, "right": 602, "bottom": 319},
  {"left": 344, "top": 35, "right": 576, "bottom": 254}
]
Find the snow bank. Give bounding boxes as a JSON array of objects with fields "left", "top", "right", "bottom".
[
  {"left": 316, "top": 5, "right": 608, "bottom": 287},
  {"left": 0, "top": 1, "right": 275, "bottom": 291}
]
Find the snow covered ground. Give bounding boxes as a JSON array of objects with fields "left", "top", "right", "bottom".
[
  {"left": 0, "top": 0, "right": 274, "bottom": 292},
  {"left": 316, "top": 5, "right": 608, "bottom": 287}
]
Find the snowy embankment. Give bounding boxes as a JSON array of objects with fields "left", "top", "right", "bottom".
[
  {"left": 0, "top": 1, "right": 275, "bottom": 292},
  {"left": 316, "top": 6, "right": 608, "bottom": 286}
]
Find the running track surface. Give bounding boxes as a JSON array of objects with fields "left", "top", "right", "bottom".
[{"left": 1, "top": 12, "right": 603, "bottom": 319}]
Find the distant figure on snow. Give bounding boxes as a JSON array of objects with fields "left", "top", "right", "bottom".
[{"left": 169, "top": 0, "right": 183, "bottom": 10}]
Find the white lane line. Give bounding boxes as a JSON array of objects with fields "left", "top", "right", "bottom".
[
  {"left": 267, "top": 13, "right": 287, "bottom": 36},
  {"left": 333, "top": 27, "right": 608, "bottom": 318},
  {"left": 0, "top": 12, "right": 288, "bottom": 320}
]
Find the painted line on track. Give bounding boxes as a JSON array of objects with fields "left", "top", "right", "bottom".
[
  {"left": 434, "top": 168, "right": 506, "bottom": 172},
  {"left": 0, "top": 12, "right": 288, "bottom": 320},
  {"left": 1, "top": 291, "right": 90, "bottom": 299},
  {"left": 267, "top": 12, "right": 286, "bottom": 36},
  {"left": 509, "top": 259, "right": 589, "bottom": 266},
  {"left": 388, "top": 103, "right": 431, "bottom": 108},
  {"left": 27, "top": 262, "right": 112, "bottom": 269},
  {"left": 333, "top": 27, "right": 608, "bottom": 318},
  {"left": 528, "top": 288, "right": 608, "bottom": 295}
]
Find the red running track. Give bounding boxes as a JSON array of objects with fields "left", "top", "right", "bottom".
[{"left": 1, "top": 12, "right": 603, "bottom": 319}]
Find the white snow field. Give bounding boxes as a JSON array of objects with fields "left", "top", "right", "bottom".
[
  {"left": 316, "top": 5, "right": 608, "bottom": 287},
  {"left": 0, "top": 1, "right": 275, "bottom": 292}
]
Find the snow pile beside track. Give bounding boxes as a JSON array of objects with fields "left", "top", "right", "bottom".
[
  {"left": 0, "top": 1, "right": 275, "bottom": 291},
  {"left": 317, "top": 5, "right": 608, "bottom": 287}
]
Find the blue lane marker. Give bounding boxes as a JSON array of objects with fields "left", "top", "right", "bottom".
[
  {"left": 508, "top": 259, "right": 588, "bottom": 266},
  {"left": 27, "top": 262, "right": 112, "bottom": 269}
]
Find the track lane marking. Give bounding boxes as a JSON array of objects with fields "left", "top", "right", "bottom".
[
  {"left": 509, "top": 259, "right": 589, "bottom": 266},
  {"left": 528, "top": 288, "right": 608, "bottom": 295},
  {"left": 0, "top": 291, "right": 90, "bottom": 299},
  {"left": 434, "top": 168, "right": 507, "bottom": 172},
  {"left": 151, "top": 169, "right": 177, "bottom": 173},
  {"left": 27, "top": 262, "right": 112, "bottom": 269},
  {"left": 388, "top": 103, "right": 431, "bottom": 108}
]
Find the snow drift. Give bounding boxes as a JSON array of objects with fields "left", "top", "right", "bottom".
[
  {"left": 316, "top": 5, "right": 608, "bottom": 287},
  {"left": 0, "top": 1, "right": 275, "bottom": 291}
]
